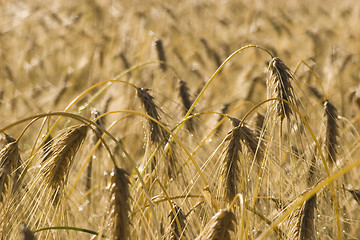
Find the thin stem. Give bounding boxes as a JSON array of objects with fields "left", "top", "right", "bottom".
[{"left": 34, "top": 226, "right": 107, "bottom": 238}]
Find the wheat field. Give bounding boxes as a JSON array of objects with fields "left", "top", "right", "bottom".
[{"left": 1, "top": 0, "right": 360, "bottom": 239}]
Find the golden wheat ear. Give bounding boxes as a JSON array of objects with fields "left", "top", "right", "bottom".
[
  {"left": 298, "top": 194, "right": 317, "bottom": 240},
  {"left": 41, "top": 124, "right": 87, "bottom": 202},
  {"left": 220, "top": 125, "right": 242, "bottom": 203},
  {"left": 267, "top": 57, "right": 296, "bottom": 120},
  {"left": 0, "top": 139, "right": 21, "bottom": 203},
  {"left": 137, "top": 87, "right": 166, "bottom": 144},
  {"left": 323, "top": 99, "right": 339, "bottom": 165},
  {"left": 195, "top": 209, "right": 236, "bottom": 240},
  {"left": 169, "top": 204, "right": 187, "bottom": 240},
  {"left": 109, "top": 166, "right": 131, "bottom": 240}
]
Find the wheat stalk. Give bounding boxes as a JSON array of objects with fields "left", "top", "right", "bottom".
[{"left": 86, "top": 108, "right": 105, "bottom": 193}]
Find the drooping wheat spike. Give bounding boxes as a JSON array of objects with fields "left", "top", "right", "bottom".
[
  {"left": 169, "top": 204, "right": 187, "bottom": 240},
  {"left": 137, "top": 87, "right": 166, "bottom": 143},
  {"left": 155, "top": 39, "right": 167, "bottom": 71},
  {"left": 109, "top": 166, "right": 131, "bottom": 240},
  {"left": 220, "top": 126, "right": 242, "bottom": 202},
  {"left": 287, "top": 192, "right": 317, "bottom": 240},
  {"left": 298, "top": 194, "right": 317, "bottom": 240},
  {"left": 195, "top": 209, "right": 236, "bottom": 240},
  {"left": 323, "top": 99, "right": 339, "bottom": 165},
  {"left": 0, "top": 139, "right": 21, "bottom": 203},
  {"left": 42, "top": 125, "right": 87, "bottom": 192},
  {"left": 20, "top": 223, "right": 36, "bottom": 240},
  {"left": 267, "top": 57, "right": 296, "bottom": 120},
  {"left": 178, "top": 79, "right": 195, "bottom": 132}
]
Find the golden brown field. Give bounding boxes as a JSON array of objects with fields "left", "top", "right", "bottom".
[{"left": 1, "top": 0, "right": 360, "bottom": 239}]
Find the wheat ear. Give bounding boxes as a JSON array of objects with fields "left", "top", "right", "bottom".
[
  {"left": 267, "top": 57, "right": 295, "bottom": 120},
  {"left": 0, "top": 139, "right": 21, "bottom": 203},
  {"left": 137, "top": 87, "right": 165, "bottom": 144},
  {"left": 323, "top": 99, "right": 339, "bottom": 165},
  {"left": 42, "top": 125, "right": 87, "bottom": 196},
  {"left": 221, "top": 126, "right": 242, "bottom": 202},
  {"left": 109, "top": 166, "right": 131, "bottom": 240},
  {"left": 178, "top": 79, "right": 195, "bottom": 132},
  {"left": 195, "top": 209, "right": 236, "bottom": 240},
  {"left": 298, "top": 194, "right": 317, "bottom": 240},
  {"left": 169, "top": 204, "right": 187, "bottom": 240},
  {"left": 155, "top": 39, "right": 167, "bottom": 71}
]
